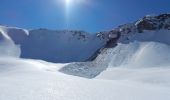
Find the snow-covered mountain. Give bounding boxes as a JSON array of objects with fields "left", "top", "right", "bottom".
[
  {"left": 0, "top": 26, "right": 107, "bottom": 63},
  {"left": 1, "top": 13, "right": 170, "bottom": 100},
  {"left": 1, "top": 13, "right": 170, "bottom": 78},
  {"left": 1, "top": 14, "right": 169, "bottom": 63},
  {"left": 60, "top": 13, "right": 170, "bottom": 78}
]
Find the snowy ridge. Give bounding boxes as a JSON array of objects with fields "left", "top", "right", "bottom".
[
  {"left": 21, "top": 29, "right": 106, "bottom": 63},
  {"left": 60, "top": 14, "right": 170, "bottom": 78},
  {"left": 0, "top": 14, "right": 170, "bottom": 63}
]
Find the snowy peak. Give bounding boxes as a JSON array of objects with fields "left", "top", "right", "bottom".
[
  {"left": 60, "top": 13, "right": 170, "bottom": 78},
  {"left": 96, "top": 13, "right": 170, "bottom": 46}
]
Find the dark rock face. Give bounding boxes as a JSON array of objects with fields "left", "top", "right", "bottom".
[
  {"left": 86, "top": 48, "right": 103, "bottom": 61},
  {"left": 87, "top": 30, "right": 120, "bottom": 61},
  {"left": 137, "top": 19, "right": 157, "bottom": 33},
  {"left": 105, "top": 30, "right": 120, "bottom": 48},
  {"left": 156, "top": 13, "right": 170, "bottom": 21},
  {"left": 136, "top": 13, "right": 170, "bottom": 33}
]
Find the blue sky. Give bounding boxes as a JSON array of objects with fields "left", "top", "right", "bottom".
[{"left": 0, "top": 0, "right": 170, "bottom": 32}]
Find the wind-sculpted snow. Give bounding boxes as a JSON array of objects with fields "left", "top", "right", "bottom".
[
  {"left": 0, "top": 41, "right": 21, "bottom": 57},
  {"left": 0, "top": 26, "right": 28, "bottom": 44},
  {"left": 0, "top": 26, "right": 21, "bottom": 57}
]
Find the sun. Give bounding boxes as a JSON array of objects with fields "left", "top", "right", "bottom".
[
  {"left": 65, "top": 0, "right": 73, "bottom": 7},
  {"left": 65, "top": 0, "right": 71, "bottom": 4},
  {"left": 64, "top": 0, "right": 87, "bottom": 7},
  {"left": 55, "top": 0, "right": 90, "bottom": 23},
  {"left": 64, "top": 0, "right": 73, "bottom": 16}
]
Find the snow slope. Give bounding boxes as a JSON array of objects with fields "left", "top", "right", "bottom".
[
  {"left": 96, "top": 41, "right": 170, "bottom": 86},
  {"left": 0, "top": 58, "right": 170, "bottom": 100},
  {"left": 60, "top": 30, "right": 170, "bottom": 78},
  {"left": 60, "top": 14, "right": 170, "bottom": 78}
]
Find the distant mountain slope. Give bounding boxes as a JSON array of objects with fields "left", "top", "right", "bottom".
[
  {"left": 0, "top": 26, "right": 106, "bottom": 63},
  {"left": 21, "top": 29, "right": 106, "bottom": 63}
]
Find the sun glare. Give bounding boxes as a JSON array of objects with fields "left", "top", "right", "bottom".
[
  {"left": 55, "top": 0, "right": 90, "bottom": 25},
  {"left": 63, "top": 0, "right": 87, "bottom": 8},
  {"left": 65, "top": 0, "right": 72, "bottom": 7}
]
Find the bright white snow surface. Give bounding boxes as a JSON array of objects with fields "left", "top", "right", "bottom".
[{"left": 0, "top": 57, "right": 170, "bottom": 100}]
